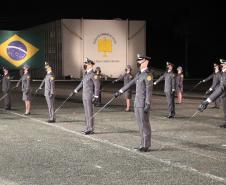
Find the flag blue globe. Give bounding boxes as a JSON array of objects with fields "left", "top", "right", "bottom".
[{"left": 7, "top": 41, "right": 27, "bottom": 61}]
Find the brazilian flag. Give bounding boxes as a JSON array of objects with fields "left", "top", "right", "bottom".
[{"left": 0, "top": 29, "right": 44, "bottom": 69}]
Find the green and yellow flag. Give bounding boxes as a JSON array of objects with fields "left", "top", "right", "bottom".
[{"left": 0, "top": 29, "right": 44, "bottom": 69}]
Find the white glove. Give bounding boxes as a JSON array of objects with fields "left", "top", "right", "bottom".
[{"left": 74, "top": 89, "right": 78, "bottom": 94}]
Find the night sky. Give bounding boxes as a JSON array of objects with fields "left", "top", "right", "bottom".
[{"left": 0, "top": 1, "right": 226, "bottom": 78}]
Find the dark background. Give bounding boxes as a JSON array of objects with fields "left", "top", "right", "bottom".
[{"left": 0, "top": 1, "right": 226, "bottom": 78}]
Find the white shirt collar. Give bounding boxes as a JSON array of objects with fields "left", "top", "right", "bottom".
[
  {"left": 86, "top": 68, "right": 93, "bottom": 73},
  {"left": 141, "top": 67, "right": 147, "bottom": 73},
  {"left": 168, "top": 70, "right": 172, "bottom": 73}
]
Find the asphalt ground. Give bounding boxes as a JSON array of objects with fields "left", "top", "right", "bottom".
[{"left": 0, "top": 81, "right": 226, "bottom": 185}]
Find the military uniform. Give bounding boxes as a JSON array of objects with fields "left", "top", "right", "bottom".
[
  {"left": 200, "top": 70, "right": 226, "bottom": 127},
  {"left": 17, "top": 73, "right": 32, "bottom": 101},
  {"left": 203, "top": 74, "right": 213, "bottom": 83},
  {"left": 154, "top": 69, "right": 176, "bottom": 118},
  {"left": 74, "top": 59, "right": 100, "bottom": 134},
  {"left": 39, "top": 71, "right": 56, "bottom": 122},
  {"left": 199, "top": 59, "right": 226, "bottom": 128},
  {"left": 119, "top": 68, "right": 153, "bottom": 150},
  {"left": 208, "top": 71, "right": 222, "bottom": 108},
  {"left": 115, "top": 73, "right": 133, "bottom": 99},
  {"left": 176, "top": 73, "right": 184, "bottom": 93},
  {"left": 115, "top": 54, "right": 152, "bottom": 151},
  {"left": 1, "top": 73, "right": 11, "bottom": 110},
  {"left": 94, "top": 67, "right": 107, "bottom": 107}
]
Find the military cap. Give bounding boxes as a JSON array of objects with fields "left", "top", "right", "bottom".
[
  {"left": 95, "top": 66, "right": 101, "bottom": 71},
  {"left": 213, "top": 63, "right": 219, "bottom": 68},
  {"left": 23, "top": 64, "right": 30, "bottom": 69},
  {"left": 136, "top": 54, "right": 151, "bottom": 62},
  {"left": 2, "top": 66, "right": 7, "bottom": 70},
  {"left": 219, "top": 58, "right": 226, "bottom": 64},
  {"left": 126, "top": 65, "right": 132, "bottom": 70},
  {"left": 166, "top": 61, "right": 174, "bottom": 66},
  {"left": 177, "top": 66, "right": 183, "bottom": 71},
  {"left": 45, "top": 62, "right": 52, "bottom": 70},
  {"left": 84, "top": 58, "right": 95, "bottom": 65}
]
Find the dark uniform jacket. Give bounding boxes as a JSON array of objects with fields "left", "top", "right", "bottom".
[
  {"left": 176, "top": 73, "right": 183, "bottom": 92},
  {"left": 75, "top": 70, "right": 100, "bottom": 100},
  {"left": 210, "top": 72, "right": 221, "bottom": 91},
  {"left": 155, "top": 71, "right": 176, "bottom": 93},
  {"left": 39, "top": 72, "right": 55, "bottom": 96},
  {"left": 2, "top": 74, "right": 11, "bottom": 93},
  {"left": 120, "top": 69, "right": 153, "bottom": 108},
  {"left": 209, "top": 71, "right": 226, "bottom": 101}
]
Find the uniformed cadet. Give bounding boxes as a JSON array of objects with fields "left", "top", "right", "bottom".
[
  {"left": 73, "top": 58, "right": 100, "bottom": 135},
  {"left": 94, "top": 66, "right": 108, "bottom": 107},
  {"left": 37, "top": 63, "right": 56, "bottom": 123},
  {"left": 114, "top": 54, "right": 153, "bottom": 152},
  {"left": 154, "top": 62, "right": 176, "bottom": 118},
  {"left": 176, "top": 66, "right": 184, "bottom": 104},
  {"left": 198, "top": 59, "right": 226, "bottom": 128},
  {"left": 112, "top": 65, "right": 134, "bottom": 111},
  {"left": 16, "top": 64, "right": 32, "bottom": 115},
  {"left": 1, "top": 67, "right": 11, "bottom": 110},
  {"left": 200, "top": 64, "right": 216, "bottom": 84},
  {"left": 205, "top": 63, "right": 221, "bottom": 109}
]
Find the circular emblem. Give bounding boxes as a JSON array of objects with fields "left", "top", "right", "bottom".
[
  {"left": 7, "top": 41, "right": 27, "bottom": 61},
  {"left": 147, "top": 75, "right": 152, "bottom": 81}
]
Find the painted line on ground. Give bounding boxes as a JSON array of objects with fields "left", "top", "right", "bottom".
[{"left": 5, "top": 110, "right": 226, "bottom": 184}]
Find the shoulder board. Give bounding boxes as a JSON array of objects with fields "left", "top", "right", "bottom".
[
  {"left": 146, "top": 73, "right": 153, "bottom": 81},
  {"left": 94, "top": 75, "right": 98, "bottom": 80}
]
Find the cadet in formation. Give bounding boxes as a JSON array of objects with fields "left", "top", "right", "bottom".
[
  {"left": 1, "top": 67, "right": 11, "bottom": 110},
  {"left": 113, "top": 65, "right": 134, "bottom": 112},
  {"left": 205, "top": 63, "right": 221, "bottom": 109},
  {"left": 37, "top": 63, "right": 56, "bottom": 123},
  {"left": 16, "top": 64, "right": 32, "bottom": 115},
  {"left": 198, "top": 59, "right": 226, "bottom": 128},
  {"left": 73, "top": 58, "right": 100, "bottom": 135},
  {"left": 114, "top": 54, "right": 153, "bottom": 152},
  {"left": 94, "top": 66, "right": 108, "bottom": 107},
  {"left": 176, "top": 66, "right": 184, "bottom": 104},
  {"left": 154, "top": 62, "right": 176, "bottom": 118}
]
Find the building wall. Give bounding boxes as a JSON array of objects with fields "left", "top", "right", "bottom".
[
  {"left": 62, "top": 19, "right": 146, "bottom": 78},
  {"left": 62, "top": 19, "right": 83, "bottom": 78},
  {"left": 128, "top": 21, "right": 146, "bottom": 73}
]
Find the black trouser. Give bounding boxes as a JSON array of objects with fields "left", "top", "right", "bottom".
[{"left": 165, "top": 92, "right": 175, "bottom": 116}]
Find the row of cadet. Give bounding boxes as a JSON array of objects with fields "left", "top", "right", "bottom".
[{"left": 1, "top": 55, "right": 226, "bottom": 152}]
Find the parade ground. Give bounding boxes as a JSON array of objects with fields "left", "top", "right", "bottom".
[{"left": 0, "top": 81, "right": 226, "bottom": 185}]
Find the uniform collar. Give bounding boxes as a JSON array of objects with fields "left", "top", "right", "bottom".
[
  {"left": 141, "top": 67, "right": 148, "bottom": 73},
  {"left": 86, "top": 68, "right": 93, "bottom": 73},
  {"left": 168, "top": 70, "right": 172, "bottom": 73}
]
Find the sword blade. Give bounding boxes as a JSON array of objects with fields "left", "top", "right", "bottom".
[
  {"left": 0, "top": 85, "right": 17, "bottom": 102},
  {"left": 54, "top": 93, "right": 73, "bottom": 113},
  {"left": 190, "top": 82, "right": 201, "bottom": 91},
  {"left": 90, "top": 96, "right": 115, "bottom": 121},
  {"left": 188, "top": 110, "right": 200, "bottom": 122},
  {"left": 0, "top": 93, "right": 9, "bottom": 102}
]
